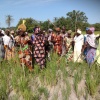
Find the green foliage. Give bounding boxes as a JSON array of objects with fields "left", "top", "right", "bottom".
[{"left": 38, "top": 87, "right": 49, "bottom": 98}]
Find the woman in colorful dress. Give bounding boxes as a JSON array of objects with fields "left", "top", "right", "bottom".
[
  {"left": 15, "top": 20, "right": 33, "bottom": 71},
  {"left": 83, "top": 27, "right": 97, "bottom": 67},
  {"left": 33, "top": 27, "right": 46, "bottom": 69},
  {"left": 65, "top": 30, "right": 74, "bottom": 63},
  {"left": 53, "top": 28, "right": 63, "bottom": 56}
]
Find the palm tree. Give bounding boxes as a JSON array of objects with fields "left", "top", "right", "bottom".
[{"left": 6, "top": 15, "right": 13, "bottom": 28}]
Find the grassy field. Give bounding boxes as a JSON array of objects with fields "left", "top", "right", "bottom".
[{"left": 0, "top": 52, "right": 100, "bottom": 100}]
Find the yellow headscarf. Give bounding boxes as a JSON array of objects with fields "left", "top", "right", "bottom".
[{"left": 18, "top": 20, "right": 26, "bottom": 32}]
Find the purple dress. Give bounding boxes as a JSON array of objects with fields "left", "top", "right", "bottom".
[
  {"left": 33, "top": 33, "right": 46, "bottom": 69},
  {"left": 86, "top": 47, "right": 96, "bottom": 66}
]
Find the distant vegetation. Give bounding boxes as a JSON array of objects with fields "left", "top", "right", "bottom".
[{"left": 2, "top": 10, "right": 100, "bottom": 32}]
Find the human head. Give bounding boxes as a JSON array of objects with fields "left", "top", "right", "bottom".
[
  {"left": 67, "top": 30, "right": 72, "bottom": 34},
  {"left": 17, "top": 20, "right": 26, "bottom": 36},
  {"left": 86, "top": 27, "right": 95, "bottom": 34},
  {"left": 34, "top": 26, "right": 40, "bottom": 34},
  {"left": 48, "top": 28, "right": 53, "bottom": 33},
  {"left": 10, "top": 30, "right": 14, "bottom": 35},
  {"left": 5, "top": 29, "right": 10, "bottom": 36},
  {"left": 55, "top": 27, "right": 61, "bottom": 34},
  {"left": 76, "top": 29, "right": 82, "bottom": 35}
]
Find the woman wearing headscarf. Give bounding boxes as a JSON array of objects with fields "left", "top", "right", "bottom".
[
  {"left": 65, "top": 30, "right": 74, "bottom": 63},
  {"left": 0, "top": 30, "right": 5, "bottom": 62},
  {"left": 15, "top": 20, "right": 33, "bottom": 71},
  {"left": 53, "top": 27, "right": 63, "bottom": 56},
  {"left": 83, "top": 27, "right": 97, "bottom": 67},
  {"left": 33, "top": 27, "right": 46, "bottom": 69}
]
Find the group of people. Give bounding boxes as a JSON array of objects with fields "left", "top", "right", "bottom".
[{"left": 0, "top": 21, "right": 100, "bottom": 71}]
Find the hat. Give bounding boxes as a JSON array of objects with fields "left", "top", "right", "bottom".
[
  {"left": 77, "top": 29, "right": 81, "bottom": 34},
  {"left": 67, "top": 30, "right": 72, "bottom": 34},
  {"left": 55, "top": 27, "right": 60, "bottom": 32},
  {"left": 18, "top": 20, "right": 26, "bottom": 32}
]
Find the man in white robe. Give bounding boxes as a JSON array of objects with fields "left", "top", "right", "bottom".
[{"left": 74, "top": 29, "right": 84, "bottom": 62}]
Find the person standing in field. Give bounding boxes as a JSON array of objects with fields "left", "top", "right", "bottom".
[
  {"left": 33, "top": 27, "right": 46, "bottom": 69},
  {"left": 0, "top": 29, "right": 5, "bottom": 62},
  {"left": 73, "top": 29, "right": 84, "bottom": 62},
  {"left": 3, "top": 29, "right": 11, "bottom": 60},
  {"left": 96, "top": 34, "right": 100, "bottom": 65},
  {"left": 9, "top": 30, "right": 15, "bottom": 58},
  {"left": 82, "top": 27, "right": 97, "bottom": 67},
  {"left": 53, "top": 27, "right": 63, "bottom": 56},
  {"left": 15, "top": 20, "right": 33, "bottom": 71},
  {"left": 65, "top": 30, "right": 74, "bottom": 62}
]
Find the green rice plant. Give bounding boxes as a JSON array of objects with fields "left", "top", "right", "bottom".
[
  {"left": 85, "top": 67, "right": 97, "bottom": 95},
  {"left": 62, "top": 80, "right": 71, "bottom": 100},
  {"left": 84, "top": 87, "right": 88, "bottom": 100},
  {"left": 0, "top": 83, "right": 8, "bottom": 100},
  {"left": 52, "top": 93, "right": 58, "bottom": 100},
  {"left": 74, "top": 70, "right": 82, "bottom": 96},
  {"left": 38, "top": 86, "right": 49, "bottom": 99},
  {"left": 39, "top": 53, "right": 59, "bottom": 86}
]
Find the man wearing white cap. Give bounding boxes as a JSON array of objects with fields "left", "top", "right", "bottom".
[{"left": 73, "top": 29, "right": 84, "bottom": 62}]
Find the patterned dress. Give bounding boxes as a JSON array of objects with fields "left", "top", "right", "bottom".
[
  {"left": 52, "top": 33, "right": 63, "bottom": 56},
  {"left": 0, "top": 37, "right": 5, "bottom": 61},
  {"left": 65, "top": 37, "right": 74, "bottom": 63},
  {"left": 15, "top": 35, "right": 33, "bottom": 70},
  {"left": 85, "top": 34, "right": 96, "bottom": 66},
  {"left": 33, "top": 33, "right": 46, "bottom": 69}
]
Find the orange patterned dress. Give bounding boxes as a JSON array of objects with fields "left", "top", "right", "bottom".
[
  {"left": 51, "top": 33, "right": 63, "bottom": 55},
  {"left": 15, "top": 35, "right": 33, "bottom": 70}
]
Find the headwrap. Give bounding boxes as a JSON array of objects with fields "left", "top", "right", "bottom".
[
  {"left": 18, "top": 20, "right": 26, "bottom": 32},
  {"left": 10, "top": 30, "right": 14, "bottom": 34},
  {"left": 67, "top": 30, "right": 72, "bottom": 34},
  {"left": 55, "top": 27, "right": 60, "bottom": 32},
  {"left": 77, "top": 29, "right": 82, "bottom": 34},
  {"left": 89, "top": 27, "right": 95, "bottom": 33},
  {"left": 48, "top": 28, "right": 53, "bottom": 32},
  {"left": 86, "top": 27, "right": 95, "bottom": 33}
]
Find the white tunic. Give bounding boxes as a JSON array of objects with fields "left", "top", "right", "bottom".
[
  {"left": 3, "top": 35, "right": 10, "bottom": 46},
  {"left": 74, "top": 34, "right": 84, "bottom": 62}
]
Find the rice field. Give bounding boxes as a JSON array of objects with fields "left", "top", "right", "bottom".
[{"left": 0, "top": 52, "right": 100, "bottom": 100}]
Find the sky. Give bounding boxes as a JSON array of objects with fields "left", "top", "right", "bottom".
[{"left": 0, "top": 0, "right": 100, "bottom": 28}]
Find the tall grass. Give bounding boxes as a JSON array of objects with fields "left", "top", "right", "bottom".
[{"left": 0, "top": 52, "right": 100, "bottom": 99}]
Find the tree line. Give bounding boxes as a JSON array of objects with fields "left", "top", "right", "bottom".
[{"left": 3, "top": 10, "right": 100, "bottom": 32}]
